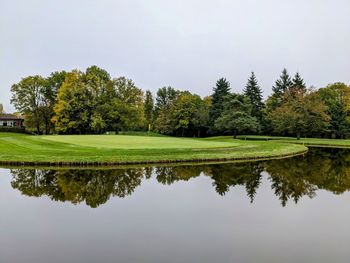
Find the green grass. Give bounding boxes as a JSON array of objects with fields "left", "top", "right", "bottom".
[
  {"left": 237, "top": 135, "right": 350, "bottom": 147},
  {"left": 0, "top": 133, "right": 307, "bottom": 165}
]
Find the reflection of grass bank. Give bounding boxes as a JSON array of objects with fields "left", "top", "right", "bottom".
[
  {"left": 0, "top": 133, "right": 307, "bottom": 166},
  {"left": 237, "top": 135, "right": 350, "bottom": 148}
]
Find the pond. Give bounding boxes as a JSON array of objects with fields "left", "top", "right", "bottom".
[{"left": 1, "top": 148, "right": 350, "bottom": 263}]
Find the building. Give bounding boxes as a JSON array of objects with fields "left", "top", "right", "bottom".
[{"left": 0, "top": 113, "right": 24, "bottom": 128}]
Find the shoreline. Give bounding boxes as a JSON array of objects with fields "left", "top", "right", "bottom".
[{"left": 0, "top": 148, "right": 308, "bottom": 168}]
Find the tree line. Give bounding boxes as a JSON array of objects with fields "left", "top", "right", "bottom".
[{"left": 10, "top": 65, "right": 350, "bottom": 138}]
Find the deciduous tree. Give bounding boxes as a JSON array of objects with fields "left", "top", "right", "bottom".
[
  {"left": 268, "top": 89, "right": 329, "bottom": 139},
  {"left": 52, "top": 71, "right": 91, "bottom": 134},
  {"left": 11, "top": 75, "right": 47, "bottom": 134},
  {"left": 318, "top": 82, "right": 350, "bottom": 138}
]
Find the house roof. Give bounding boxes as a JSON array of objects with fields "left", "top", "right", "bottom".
[{"left": 0, "top": 113, "right": 24, "bottom": 120}]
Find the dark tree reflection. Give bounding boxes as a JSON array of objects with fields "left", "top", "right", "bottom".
[
  {"left": 205, "top": 163, "right": 263, "bottom": 202},
  {"left": 9, "top": 148, "right": 350, "bottom": 208},
  {"left": 265, "top": 148, "right": 350, "bottom": 206},
  {"left": 155, "top": 165, "right": 203, "bottom": 185},
  {"left": 11, "top": 168, "right": 151, "bottom": 208}
]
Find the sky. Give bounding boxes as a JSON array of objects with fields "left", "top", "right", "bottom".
[{"left": 0, "top": 0, "right": 349, "bottom": 112}]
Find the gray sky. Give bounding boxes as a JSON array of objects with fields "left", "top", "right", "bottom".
[{"left": 1, "top": 0, "right": 349, "bottom": 112}]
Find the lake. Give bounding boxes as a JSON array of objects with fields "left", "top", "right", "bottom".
[{"left": 1, "top": 147, "right": 350, "bottom": 263}]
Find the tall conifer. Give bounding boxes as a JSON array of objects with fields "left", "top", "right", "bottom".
[
  {"left": 292, "top": 72, "right": 306, "bottom": 90},
  {"left": 209, "top": 78, "right": 230, "bottom": 129},
  {"left": 270, "top": 68, "right": 293, "bottom": 109},
  {"left": 243, "top": 72, "right": 264, "bottom": 120}
]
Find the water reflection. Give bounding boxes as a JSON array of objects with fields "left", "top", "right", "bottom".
[{"left": 8, "top": 148, "right": 350, "bottom": 208}]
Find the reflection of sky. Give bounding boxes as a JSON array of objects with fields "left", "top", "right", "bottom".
[
  {"left": 1, "top": 0, "right": 350, "bottom": 112},
  {"left": 1, "top": 167, "right": 350, "bottom": 263}
]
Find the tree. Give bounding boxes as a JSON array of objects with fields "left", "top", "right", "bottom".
[
  {"left": 155, "top": 86, "right": 178, "bottom": 114},
  {"left": 292, "top": 72, "right": 306, "bottom": 91},
  {"left": 170, "top": 91, "right": 203, "bottom": 137},
  {"left": 154, "top": 86, "right": 179, "bottom": 134},
  {"left": 154, "top": 108, "right": 174, "bottom": 135},
  {"left": 42, "top": 71, "right": 67, "bottom": 134},
  {"left": 107, "top": 97, "right": 145, "bottom": 132},
  {"left": 273, "top": 68, "right": 293, "bottom": 95},
  {"left": 52, "top": 71, "right": 91, "bottom": 134},
  {"left": 113, "top": 77, "right": 145, "bottom": 131},
  {"left": 85, "top": 66, "right": 115, "bottom": 133},
  {"left": 144, "top": 90, "right": 154, "bottom": 131},
  {"left": 270, "top": 68, "right": 293, "bottom": 109},
  {"left": 11, "top": 75, "right": 47, "bottom": 134},
  {"left": 0, "top": 104, "right": 4, "bottom": 113},
  {"left": 243, "top": 72, "right": 264, "bottom": 120},
  {"left": 215, "top": 94, "right": 260, "bottom": 138},
  {"left": 268, "top": 89, "right": 330, "bottom": 139},
  {"left": 192, "top": 96, "right": 211, "bottom": 137},
  {"left": 209, "top": 78, "right": 230, "bottom": 129},
  {"left": 318, "top": 83, "right": 350, "bottom": 138}
]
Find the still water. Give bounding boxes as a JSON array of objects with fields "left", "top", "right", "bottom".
[{"left": 1, "top": 148, "right": 350, "bottom": 263}]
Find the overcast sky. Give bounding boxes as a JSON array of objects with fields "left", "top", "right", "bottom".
[{"left": 0, "top": 0, "right": 349, "bottom": 112}]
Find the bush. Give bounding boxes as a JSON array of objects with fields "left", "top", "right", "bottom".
[{"left": 0, "top": 127, "right": 26, "bottom": 133}]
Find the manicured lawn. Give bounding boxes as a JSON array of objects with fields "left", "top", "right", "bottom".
[
  {"left": 237, "top": 135, "right": 350, "bottom": 147},
  {"left": 0, "top": 133, "right": 307, "bottom": 165},
  {"left": 41, "top": 134, "right": 241, "bottom": 149}
]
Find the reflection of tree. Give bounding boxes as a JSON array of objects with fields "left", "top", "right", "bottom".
[
  {"left": 9, "top": 148, "right": 350, "bottom": 208},
  {"left": 11, "top": 168, "right": 150, "bottom": 208},
  {"left": 314, "top": 149, "right": 350, "bottom": 194},
  {"left": 205, "top": 163, "right": 263, "bottom": 202},
  {"left": 264, "top": 148, "right": 350, "bottom": 206},
  {"left": 11, "top": 169, "right": 64, "bottom": 200},
  {"left": 155, "top": 166, "right": 202, "bottom": 185}
]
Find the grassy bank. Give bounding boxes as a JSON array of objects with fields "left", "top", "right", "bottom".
[
  {"left": 237, "top": 135, "right": 350, "bottom": 148},
  {"left": 0, "top": 133, "right": 307, "bottom": 166}
]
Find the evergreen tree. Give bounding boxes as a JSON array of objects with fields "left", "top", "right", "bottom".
[
  {"left": 215, "top": 94, "right": 260, "bottom": 138},
  {"left": 243, "top": 72, "right": 264, "bottom": 120},
  {"left": 269, "top": 68, "right": 293, "bottom": 109},
  {"left": 209, "top": 78, "right": 230, "bottom": 129},
  {"left": 273, "top": 68, "right": 292, "bottom": 94},
  {"left": 292, "top": 72, "right": 306, "bottom": 90},
  {"left": 144, "top": 90, "right": 154, "bottom": 130}
]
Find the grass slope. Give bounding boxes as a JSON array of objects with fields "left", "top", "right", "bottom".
[
  {"left": 237, "top": 135, "right": 350, "bottom": 147},
  {"left": 0, "top": 133, "right": 307, "bottom": 165}
]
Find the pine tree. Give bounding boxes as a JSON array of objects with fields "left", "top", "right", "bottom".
[
  {"left": 272, "top": 68, "right": 292, "bottom": 95},
  {"left": 144, "top": 90, "right": 154, "bottom": 130},
  {"left": 269, "top": 68, "right": 293, "bottom": 109},
  {"left": 209, "top": 78, "right": 230, "bottom": 129},
  {"left": 214, "top": 94, "right": 260, "bottom": 138},
  {"left": 292, "top": 72, "right": 306, "bottom": 91},
  {"left": 243, "top": 72, "right": 264, "bottom": 120}
]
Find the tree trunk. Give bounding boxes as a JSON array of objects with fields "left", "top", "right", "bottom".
[
  {"left": 45, "top": 118, "right": 49, "bottom": 135},
  {"left": 233, "top": 129, "right": 237, "bottom": 139},
  {"left": 297, "top": 131, "right": 301, "bottom": 140}
]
